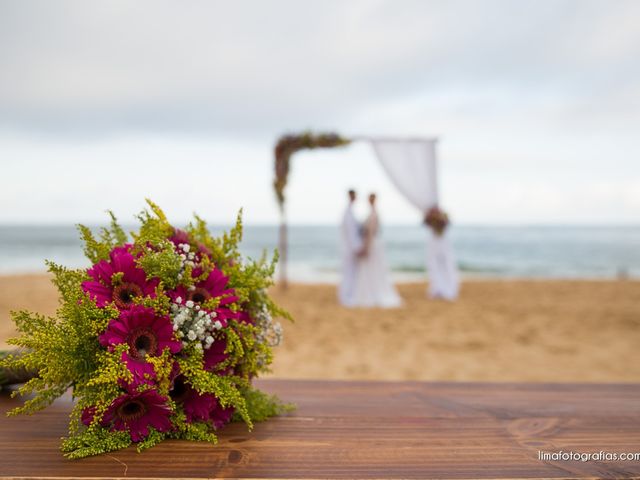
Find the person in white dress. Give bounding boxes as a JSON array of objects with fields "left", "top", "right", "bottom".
[
  {"left": 353, "top": 193, "right": 402, "bottom": 308},
  {"left": 426, "top": 229, "right": 459, "bottom": 300},
  {"left": 338, "top": 189, "right": 363, "bottom": 307},
  {"left": 423, "top": 207, "right": 460, "bottom": 300}
]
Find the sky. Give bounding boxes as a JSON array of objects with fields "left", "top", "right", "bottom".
[{"left": 1, "top": 0, "right": 639, "bottom": 226}]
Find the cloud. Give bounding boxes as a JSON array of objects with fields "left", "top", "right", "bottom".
[
  {"left": 1, "top": 0, "right": 639, "bottom": 225},
  {"left": 1, "top": 0, "right": 639, "bottom": 135}
]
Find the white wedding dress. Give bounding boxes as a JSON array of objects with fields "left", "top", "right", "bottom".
[
  {"left": 426, "top": 229, "right": 459, "bottom": 300},
  {"left": 353, "top": 210, "right": 402, "bottom": 308}
]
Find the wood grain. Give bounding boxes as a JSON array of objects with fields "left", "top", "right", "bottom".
[{"left": 1, "top": 380, "right": 639, "bottom": 479}]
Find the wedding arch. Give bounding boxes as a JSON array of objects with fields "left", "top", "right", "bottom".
[{"left": 272, "top": 131, "right": 459, "bottom": 299}]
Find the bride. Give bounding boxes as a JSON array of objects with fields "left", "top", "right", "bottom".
[{"left": 353, "top": 193, "right": 402, "bottom": 308}]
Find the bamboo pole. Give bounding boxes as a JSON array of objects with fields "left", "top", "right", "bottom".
[{"left": 278, "top": 211, "right": 288, "bottom": 289}]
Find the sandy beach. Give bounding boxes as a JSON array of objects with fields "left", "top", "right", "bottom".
[{"left": 1, "top": 274, "right": 639, "bottom": 382}]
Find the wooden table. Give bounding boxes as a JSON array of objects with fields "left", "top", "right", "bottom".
[{"left": 1, "top": 380, "right": 639, "bottom": 479}]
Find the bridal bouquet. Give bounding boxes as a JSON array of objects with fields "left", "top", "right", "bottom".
[
  {"left": 0, "top": 201, "right": 291, "bottom": 459},
  {"left": 424, "top": 206, "right": 450, "bottom": 236}
]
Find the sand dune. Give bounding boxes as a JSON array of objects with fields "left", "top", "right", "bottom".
[{"left": 1, "top": 275, "right": 639, "bottom": 382}]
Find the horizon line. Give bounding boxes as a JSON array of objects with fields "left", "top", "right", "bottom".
[{"left": 1, "top": 222, "right": 639, "bottom": 228}]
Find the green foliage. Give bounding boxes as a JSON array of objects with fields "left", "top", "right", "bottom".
[
  {"left": 145, "top": 348, "right": 174, "bottom": 395},
  {"left": 168, "top": 409, "right": 218, "bottom": 444},
  {"left": 176, "top": 345, "right": 252, "bottom": 428},
  {"left": 135, "top": 428, "right": 166, "bottom": 453},
  {"left": 84, "top": 345, "right": 132, "bottom": 390},
  {"left": 78, "top": 225, "right": 112, "bottom": 264},
  {"left": 62, "top": 428, "right": 132, "bottom": 459},
  {"left": 1, "top": 200, "right": 293, "bottom": 459},
  {"left": 236, "top": 386, "right": 295, "bottom": 423},
  {"left": 137, "top": 284, "right": 172, "bottom": 316},
  {"left": 77, "top": 211, "right": 130, "bottom": 264},
  {"left": 136, "top": 241, "right": 183, "bottom": 289},
  {"left": 107, "top": 210, "right": 128, "bottom": 245},
  {"left": 132, "top": 199, "right": 174, "bottom": 247}
]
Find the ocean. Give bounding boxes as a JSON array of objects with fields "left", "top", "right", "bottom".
[{"left": 0, "top": 225, "right": 638, "bottom": 282}]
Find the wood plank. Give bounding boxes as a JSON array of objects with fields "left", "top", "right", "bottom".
[{"left": 0, "top": 380, "right": 639, "bottom": 479}]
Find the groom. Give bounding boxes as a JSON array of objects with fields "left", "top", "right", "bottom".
[{"left": 339, "top": 189, "right": 364, "bottom": 306}]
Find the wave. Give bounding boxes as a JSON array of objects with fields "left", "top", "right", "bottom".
[{"left": 391, "top": 263, "right": 506, "bottom": 274}]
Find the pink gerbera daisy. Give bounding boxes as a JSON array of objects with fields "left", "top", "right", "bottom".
[
  {"left": 169, "top": 228, "right": 191, "bottom": 247},
  {"left": 170, "top": 228, "right": 212, "bottom": 258},
  {"left": 203, "top": 334, "right": 229, "bottom": 371},
  {"left": 120, "top": 351, "right": 156, "bottom": 386},
  {"left": 236, "top": 310, "right": 254, "bottom": 325},
  {"left": 169, "top": 374, "right": 234, "bottom": 428},
  {"left": 102, "top": 389, "right": 172, "bottom": 442},
  {"left": 209, "top": 401, "right": 235, "bottom": 429},
  {"left": 99, "top": 305, "right": 181, "bottom": 362},
  {"left": 82, "top": 245, "right": 159, "bottom": 309},
  {"left": 169, "top": 266, "right": 238, "bottom": 324},
  {"left": 80, "top": 406, "right": 98, "bottom": 426}
]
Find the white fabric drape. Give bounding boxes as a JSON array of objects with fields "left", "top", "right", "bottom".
[
  {"left": 370, "top": 138, "right": 460, "bottom": 300},
  {"left": 372, "top": 139, "right": 438, "bottom": 211}
]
